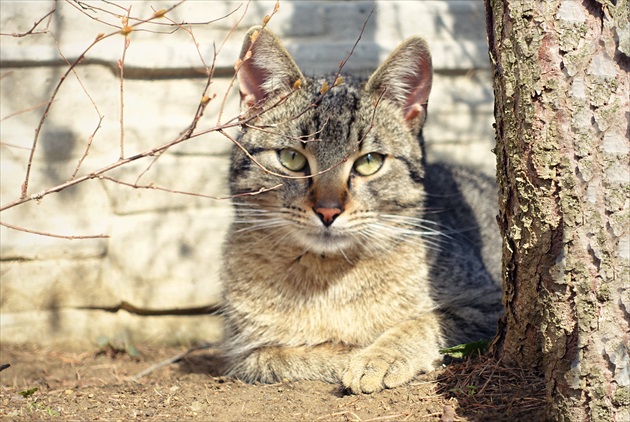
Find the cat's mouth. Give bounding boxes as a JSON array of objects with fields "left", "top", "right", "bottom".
[{"left": 293, "top": 228, "right": 356, "bottom": 255}]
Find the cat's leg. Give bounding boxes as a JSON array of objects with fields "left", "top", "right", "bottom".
[
  {"left": 226, "top": 343, "right": 350, "bottom": 384},
  {"left": 342, "top": 314, "right": 443, "bottom": 394}
]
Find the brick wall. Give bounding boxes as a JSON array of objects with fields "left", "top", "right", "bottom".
[{"left": 0, "top": 0, "right": 493, "bottom": 348}]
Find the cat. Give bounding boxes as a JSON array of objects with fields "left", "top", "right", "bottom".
[{"left": 220, "top": 26, "right": 503, "bottom": 394}]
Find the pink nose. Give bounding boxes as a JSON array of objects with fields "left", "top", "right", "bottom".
[{"left": 314, "top": 207, "right": 342, "bottom": 227}]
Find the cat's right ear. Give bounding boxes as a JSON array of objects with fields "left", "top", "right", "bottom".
[
  {"left": 366, "top": 36, "right": 433, "bottom": 130},
  {"left": 236, "top": 26, "right": 304, "bottom": 112}
]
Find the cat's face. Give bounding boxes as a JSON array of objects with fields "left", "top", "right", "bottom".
[{"left": 229, "top": 27, "right": 432, "bottom": 256}]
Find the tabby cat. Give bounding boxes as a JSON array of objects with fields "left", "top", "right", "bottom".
[{"left": 221, "top": 26, "right": 502, "bottom": 394}]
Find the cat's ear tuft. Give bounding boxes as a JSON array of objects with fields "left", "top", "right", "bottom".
[
  {"left": 236, "top": 26, "right": 304, "bottom": 111},
  {"left": 366, "top": 37, "right": 432, "bottom": 128}
]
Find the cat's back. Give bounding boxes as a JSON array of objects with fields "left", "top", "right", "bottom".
[
  {"left": 422, "top": 161, "right": 502, "bottom": 343},
  {"left": 425, "top": 162, "right": 501, "bottom": 283}
]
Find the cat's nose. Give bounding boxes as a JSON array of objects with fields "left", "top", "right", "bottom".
[{"left": 314, "top": 206, "right": 343, "bottom": 227}]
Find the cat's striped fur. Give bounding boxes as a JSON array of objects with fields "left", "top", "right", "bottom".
[{"left": 221, "top": 27, "right": 502, "bottom": 394}]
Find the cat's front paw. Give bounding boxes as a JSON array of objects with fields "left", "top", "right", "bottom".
[{"left": 341, "top": 346, "right": 416, "bottom": 394}]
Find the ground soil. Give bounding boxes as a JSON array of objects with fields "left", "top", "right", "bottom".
[{"left": 0, "top": 343, "right": 546, "bottom": 421}]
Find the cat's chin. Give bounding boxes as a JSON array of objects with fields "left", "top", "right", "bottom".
[{"left": 292, "top": 231, "right": 358, "bottom": 256}]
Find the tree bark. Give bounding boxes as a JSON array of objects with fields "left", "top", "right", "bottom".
[{"left": 485, "top": 0, "right": 629, "bottom": 420}]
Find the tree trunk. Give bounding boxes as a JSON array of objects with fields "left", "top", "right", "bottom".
[{"left": 485, "top": 0, "right": 629, "bottom": 420}]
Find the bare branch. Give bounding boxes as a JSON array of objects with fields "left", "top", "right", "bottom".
[
  {"left": 65, "top": 0, "right": 125, "bottom": 30},
  {"left": 217, "top": 0, "right": 278, "bottom": 125},
  {"left": 100, "top": 176, "right": 282, "bottom": 201},
  {"left": 0, "top": 0, "right": 57, "bottom": 37},
  {"left": 220, "top": 89, "right": 385, "bottom": 183},
  {"left": 47, "top": 30, "right": 104, "bottom": 179},
  {"left": 118, "top": 8, "right": 132, "bottom": 160},
  {"left": 275, "top": 3, "right": 375, "bottom": 126},
  {"left": 71, "top": 115, "right": 104, "bottom": 180},
  {"left": 0, "top": 0, "right": 376, "bottom": 244},
  {"left": 0, "top": 221, "right": 109, "bottom": 240},
  {"left": 17, "top": 1, "right": 187, "bottom": 200},
  {"left": 131, "top": 342, "right": 218, "bottom": 382},
  {"left": 0, "top": 100, "right": 52, "bottom": 123},
  {"left": 2, "top": 116, "right": 242, "bottom": 212}
]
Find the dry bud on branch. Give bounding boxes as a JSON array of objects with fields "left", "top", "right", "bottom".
[
  {"left": 120, "top": 25, "right": 133, "bottom": 36},
  {"left": 152, "top": 9, "right": 167, "bottom": 19},
  {"left": 250, "top": 29, "right": 259, "bottom": 44}
]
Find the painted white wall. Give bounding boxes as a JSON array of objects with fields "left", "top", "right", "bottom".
[{"left": 0, "top": 0, "right": 494, "bottom": 348}]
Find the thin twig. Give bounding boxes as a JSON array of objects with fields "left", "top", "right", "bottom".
[
  {"left": 72, "top": 116, "right": 104, "bottom": 180},
  {"left": 215, "top": 89, "right": 384, "bottom": 183},
  {"left": 47, "top": 30, "right": 104, "bottom": 179},
  {"left": 100, "top": 175, "right": 282, "bottom": 200},
  {"left": 0, "top": 100, "right": 52, "bottom": 123},
  {"left": 2, "top": 115, "right": 251, "bottom": 212},
  {"left": 217, "top": 0, "right": 274, "bottom": 125},
  {"left": 270, "top": 3, "right": 375, "bottom": 126},
  {"left": 0, "top": 221, "right": 109, "bottom": 239},
  {"left": 133, "top": 152, "right": 164, "bottom": 186},
  {"left": 317, "top": 410, "right": 362, "bottom": 421},
  {"left": 70, "top": 0, "right": 242, "bottom": 33},
  {"left": 133, "top": 2, "right": 242, "bottom": 184},
  {"left": 0, "top": 142, "right": 32, "bottom": 151},
  {"left": 118, "top": 7, "right": 132, "bottom": 160},
  {"left": 243, "top": 111, "right": 332, "bottom": 142},
  {"left": 131, "top": 343, "right": 217, "bottom": 381},
  {"left": 0, "top": 0, "right": 57, "bottom": 37},
  {"left": 17, "top": 1, "right": 186, "bottom": 200}
]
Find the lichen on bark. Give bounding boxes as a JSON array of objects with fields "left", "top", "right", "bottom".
[{"left": 485, "top": 0, "right": 629, "bottom": 420}]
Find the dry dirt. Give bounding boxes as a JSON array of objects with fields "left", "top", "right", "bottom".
[{"left": 0, "top": 343, "right": 545, "bottom": 421}]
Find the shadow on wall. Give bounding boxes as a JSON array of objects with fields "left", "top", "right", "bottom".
[
  {"left": 41, "top": 10, "right": 80, "bottom": 192},
  {"left": 285, "top": 1, "right": 379, "bottom": 76}
]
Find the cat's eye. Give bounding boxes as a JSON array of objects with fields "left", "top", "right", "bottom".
[
  {"left": 278, "top": 149, "right": 307, "bottom": 172},
  {"left": 354, "top": 153, "right": 384, "bottom": 176}
]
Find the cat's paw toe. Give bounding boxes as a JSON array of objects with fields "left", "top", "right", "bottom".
[{"left": 342, "top": 350, "right": 413, "bottom": 394}]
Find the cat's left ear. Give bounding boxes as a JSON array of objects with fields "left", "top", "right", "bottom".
[
  {"left": 236, "top": 26, "right": 304, "bottom": 112},
  {"left": 366, "top": 37, "right": 432, "bottom": 129}
]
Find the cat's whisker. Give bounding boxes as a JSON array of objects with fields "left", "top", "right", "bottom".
[
  {"left": 269, "top": 226, "right": 300, "bottom": 252},
  {"left": 357, "top": 231, "right": 392, "bottom": 255},
  {"left": 379, "top": 215, "right": 453, "bottom": 234},
  {"left": 361, "top": 222, "right": 448, "bottom": 255},
  {"left": 381, "top": 213, "right": 486, "bottom": 243},
  {"left": 357, "top": 227, "right": 403, "bottom": 252},
  {"left": 370, "top": 222, "right": 444, "bottom": 241},
  {"left": 234, "top": 219, "right": 287, "bottom": 233},
  {"left": 380, "top": 213, "right": 444, "bottom": 226},
  {"left": 337, "top": 245, "right": 354, "bottom": 265}
]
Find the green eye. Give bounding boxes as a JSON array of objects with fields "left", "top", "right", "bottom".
[
  {"left": 278, "top": 149, "right": 307, "bottom": 172},
  {"left": 354, "top": 152, "right": 384, "bottom": 176}
]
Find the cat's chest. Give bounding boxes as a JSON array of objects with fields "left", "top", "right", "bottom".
[{"left": 228, "top": 249, "right": 433, "bottom": 346}]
